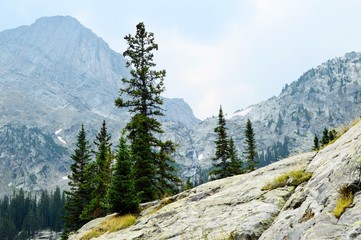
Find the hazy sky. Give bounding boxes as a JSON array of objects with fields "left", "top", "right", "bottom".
[{"left": 1, "top": 0, "right": 361, "bottom": 119}]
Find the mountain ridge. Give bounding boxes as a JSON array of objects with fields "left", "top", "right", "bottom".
[{"left": 0, "top": 15, "right": 361, "bottom": 195}]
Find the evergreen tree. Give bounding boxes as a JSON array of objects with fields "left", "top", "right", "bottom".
[
  {"left": 38, "top": 190, "right": 50, "bottom": 229},
  {"left": 184, "top": 177, "right": 194, "bottom": 190},
  {"left": 329, "top": 129, "right": 337, "bottom": 142},
  {"left": 63, "top": 125, "right": 92, "bottom": 235},
  {"left": 321, "top": 127, "right": 329, "bottom": 146},
  {"left": 244, "top": 118, "right": 257, "bottom": 172},
  {"left": 81, "top": 120, "right": 112, "bottom": 220},
  {"left": 115, "top": 22, "right": 177, "bottom": 202},
  {"left": 22, "top": 207, "right": 36, "bottom": 238},
  {"left": 10, "top": 188, "right": 25, "bottom": 232},
  {"left": 227, "top": 137, "right": 244, "bottom": 176},
  {"left": 50, "top": 187, "right": 64, "bottom": 231},
  {"left": 106, "top": 132, "right": 139, "bottom": 214},
  {"left": 156, "top": 140, "right": 182, "bottom": 196},
  {"left": 209, "top": 106, "right": 229, "bottom": 179},
  {"left": 312, "top": 134, "right": 320, "bottom": 151}
]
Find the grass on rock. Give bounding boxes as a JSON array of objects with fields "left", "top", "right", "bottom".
[
  {"left": 262, "top": 170, "right": 313, "bottom": 191},
  {"left": 333, "top": 184, "right": 354, "bottom": 218},
  {"left": 81, "top": 214, "right": 136, "bottom": 240}
]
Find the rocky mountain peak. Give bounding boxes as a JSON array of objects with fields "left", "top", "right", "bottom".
[{"left": 33, "top": 15, "right": 83, "bottom": 28}]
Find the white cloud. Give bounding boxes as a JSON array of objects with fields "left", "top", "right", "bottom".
[{"left": 153, "top": 0, "right": 303, "bottom": 119}]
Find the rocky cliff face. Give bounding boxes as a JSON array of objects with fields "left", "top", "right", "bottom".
[
  {"left": 70, "top": 120, "right": 361, "bottom": 240},
  {"left": 183, "top": 51, "right": 361, "bottom": 181}
]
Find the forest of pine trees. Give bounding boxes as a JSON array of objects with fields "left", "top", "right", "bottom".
[{"left": 0, "top": 187, "right": 65, "bottom": 240}]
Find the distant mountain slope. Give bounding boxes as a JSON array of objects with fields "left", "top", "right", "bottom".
[
  {"left": 183, "top": 52, "right": 361, "bottom": 181},
  {"left": 0, "top": 16, "right": 199, "bottom": 195}
]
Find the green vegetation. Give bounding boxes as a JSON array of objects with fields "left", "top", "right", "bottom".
[
  {"left": 333, "top": 184, "right": 354, "bottom": 218},
  {"left": 261, "top": 170, "right": 313, "bottom": 191},
  {"left": 81, "top": 214, "right": 136, "bottom": 240},
  {"left": 312, "top": 125, "right": 342, "bottom": 151},
  {"left": 321, "top": 128, "right": 337, "bottom": 147},
  {"left": 184, "top": 177, "right": 194, "bottom": 190},
  {"left": 244, "top": 118, "right": 257, "bottom": 172},
  {"left": 210, "top": 106, "right": 232, "bottom": 179},
  {"left": 209, "top": 106, "right": 244, "bottom": 179},
  {"left": 63, "top": 124, "right": 93, "bottom": 234},
  {"left": 257, "top": 137, "right": 290, "bottom": 167},
  {"left": 81, "top": 120, "right": 112, "bottom": 221},
  {"left": 314, "top": 117, "right": 361, "bottom": 151},
  {"left": 106, "top": 132, "right": 139, "bottom": 214},
  {"left": 227, "top": 138, "right": 244, "bottom": 175},
  {"left": 0, "top": 187, "right": 66, "bottom": 240},
  {"left": 312, "top": 134, "right": 319, "bottom": 151}
]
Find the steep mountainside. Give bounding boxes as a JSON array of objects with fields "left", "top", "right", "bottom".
[
  {"left": 70, "top": 120, "right": 361, "bottom": 240},
  {"left": 0, "top": 16, "right": 199, "bottom": 195},
  {"left": 182, "top": 52, "right": 361, "bottom": 183}
]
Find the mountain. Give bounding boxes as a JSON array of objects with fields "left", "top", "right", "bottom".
[
  {"left": 0, "top": 16, "right": 199, "bottom": 195},
  {"left": 181, "top": 51, "right": 361, "bottom": 183},
  {"left": 69, "top": 119, "right": 361, "bottom": 240},
  {"left": 1, "top": 15, "right": 361, "bottom": 195}
]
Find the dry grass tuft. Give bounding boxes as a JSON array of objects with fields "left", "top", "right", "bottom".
[
  {"left": 81, "top": 214, "right": 136, "bottom": 240},
  {"left": 336, "top": 117, "right": 361, "bottom": 137},
  {"left": 333, "top": 184, "right": 354, "bottom": 219},
  {"left": 262, "top": 170, "right": 313, "bottom": 191},
  {"left": 298, "top": 207, "right": 314, "bottom": 223}
]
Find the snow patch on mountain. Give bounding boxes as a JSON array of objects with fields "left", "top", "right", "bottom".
[
  {"left": 55, "top": 129, "right": 62, "bottom": 135},
  {"left": 55, "top": 128, "right": 66, "bottom": 144},
  {"left": 57, "top": 136, "right": 67, "bottom": 145},
  {"left": 225, "top": 107, "right": 253, "bottom": 119}
]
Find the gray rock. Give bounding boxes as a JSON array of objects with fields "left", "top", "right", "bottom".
[
  {"left": 70, "top": 152, "right": 314, "bottom": 240},
  {"left": 70, "top": 120, "right": 361, "bottom": 239}
]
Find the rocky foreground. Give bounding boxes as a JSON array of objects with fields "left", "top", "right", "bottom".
[{"left": 70, "top": 120, "right": 361, "bottom": 240}]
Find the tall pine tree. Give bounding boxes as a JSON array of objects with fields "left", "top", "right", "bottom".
[
  {"left": 209, "top": 106, "right": 229, "bottom": 179},
  {"left": 244, "top": 118, "right": 257, "bottom": 172},
  {"left": 63, "top": 125, "right": 92, "bottom": 236},
  {"left": 115, "top": 22, "right": 177, "bottom": 202}
]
